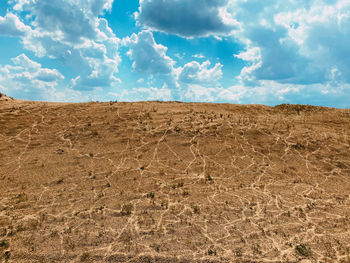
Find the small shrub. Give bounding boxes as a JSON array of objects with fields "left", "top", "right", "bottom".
[
  {"left": 193, "top": 206, "right": 200, "bottom": 214},
  {"left": 147, "top": 192, "right": 155, "bottom": 199},
  {"left": 121, "top": 204, "right": 133, "bottom": 216},
  {"left": 4, "top": 250, "right": 10, "bottom": 260},
  {"left": 80, "top": 252, "right": 89, "bottom": 261},
  {"left": 208, "top": 248, "right": 217, "bottom": 256},
  {"left": 252, "top": 243, "right": 261, "bottom": 255},
  {"left": 0, "top": 240, "right": 8, "bottom": 248},
  {"left": 150, "top": 243, "right": 160, "bottom": 252},
  {"left": 235, "top": 249, "right": 242, "bottom": 257},
  {"left": 64, "top": 226, "right": 72, "bottom": 234},
  {"left": 56, "top": 178, "right": 64, "bottom": 184},
  {"left": 161, "top": 201, "right": 168, "bottom": 209},
  {"left": 291, "top": 143, "right": 305, "bottom": 150},
  {"left": 16, "top": 193, "right": 27, "bottom": 203},
  {"left": 295, "top": 243, "right": 311, "bottom": 257}
]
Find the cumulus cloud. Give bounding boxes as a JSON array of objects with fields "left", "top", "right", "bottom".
[
  {"left": 231, "top": 0, "right": 350, "bottom": 87},
  {"left": 124, "top": 31, "right": 223, "bottom": 86},
  {"left": 6, "top": 0, "right": 120, "bottom": 90},
  {"left": 0, "top": 54, "right": 64, "bottom": 100},
  {"left": 133, "top": 0, "right": 350, "bottom": 106},
  {"left": 124, "top": 30, "right": 224, "bottom": 100},
  {"left": 0, "top": 13, "right": 30, "bottom": 37},
  {"left": 134, "top": 0, "right": 350, "bottom": 102},
  {"left": 11, "top": 53, "right": 41, "bottom": 70},
  {"left": 234, "top": 47, "right": 261, "bottom": 63},
  {"left": 11, "top": 54, "right": 64, "bottom": 83},
  {"left": 178, "top": 60, "right": 223, "bottom": 85},
  {"left": 124, "top": 30, "right": 175, "bottom": 75},
  {"left": 136, "top": 0, "right": 238, "bottom": 38},
  {"left": 123, "top": 30, "right": 182, "bottom": 98}
]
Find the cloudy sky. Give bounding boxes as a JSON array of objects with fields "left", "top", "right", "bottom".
[{"left": 0, "top": 0, "right": 349, "bottom": 107}]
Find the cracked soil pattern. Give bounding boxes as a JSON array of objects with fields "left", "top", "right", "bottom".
[{"left": 0, "top": 97, "right": 350, "bottom": 262}]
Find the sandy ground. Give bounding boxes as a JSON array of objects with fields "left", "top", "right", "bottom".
[{"left": 0, "top": 96, "right": 350, "bottom": 262}]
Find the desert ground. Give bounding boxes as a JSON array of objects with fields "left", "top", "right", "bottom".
[{"left": 0, "top": 93, "right": 350, "bottom": 262}]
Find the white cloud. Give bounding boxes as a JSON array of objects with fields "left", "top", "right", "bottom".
[
  {"left": 136, "top": 0, "right": 238, "bottom": 38},
  {"left": 6, "top": 0, "right": 121, "bottom": 91},
  {"left": 0, "top": 54, "right": 65, "bottom": 100},
  {"left": 124, "top": 30, "right": 175, "bottom": 75},
  {"left": 132, "top": 0, "right": 350, "bottom": 106},
  {"left": 131, "top": 84, "right": 173, "bottom": 101},
  {"left": 0, "top": 13, "right": 30, "bottom": 37},
  {"left": 192, "top": 54, "right": 205, "bottom": 59},
  {"left": 35, "top": 68, "right": 65, "bottom": 82},
  {"left": 10, "top": 54, "right": 64, "bottom": 83},
  {"left": 215, "top": 80, "right": 350, "bottom": 108},
  {"left": 184, "top": 84, "right": 216, "bottom": 102},
  {"left": 217, "top": 87, "right": 244, "bottom": 102},
  {"left": 110, "top": 84, "right": 173, "bottom": 102},
  {"left": 231, "top": 0, "right": 350, "bottom": 87},
  {"left": 178, "top": 60, "right": 223, "bottom": 85},
  {"left": 11, "top": 53, "right": 40, "bottom": 70},
  {"left": 124, "top": 31, "right": 224, "bottom": 101},
  {"left": 134, "top": 0, "right": 350, "bottom": 101},
  {"left": 234, "top": 47, "right": 261, "bottom": 62},
  {"left": 123, "top": 30, "right": 182, "bottom": 99}
]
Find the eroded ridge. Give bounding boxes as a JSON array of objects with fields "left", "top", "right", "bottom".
[{"left": 0, "top": 99, "right": 350, "bottom": 262}]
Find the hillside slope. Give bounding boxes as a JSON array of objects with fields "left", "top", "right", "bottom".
[{"left": 0, "top": 97, "right": 350, "bottom": 262}]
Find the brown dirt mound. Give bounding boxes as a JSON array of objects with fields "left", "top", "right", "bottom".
[
  {"left": 274, "top": 103, "right": 332, "bottom": 114},
  {"left": 0, "top": 99, "right": 350, "bottom": 262},
  {"left": 0, "top": 92, "right": 14, "bottom": 101}
]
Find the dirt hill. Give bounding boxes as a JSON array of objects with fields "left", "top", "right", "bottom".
[
  {"left": 0, "top": 93, "right": 13, "bottom": 101},
  {"left": 0, "top": 96, "right": 349, "bottom": 262}
]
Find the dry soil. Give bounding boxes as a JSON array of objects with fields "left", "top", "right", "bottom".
[{"left": 0, "top": 97, "right": 350, "bottom": 262}]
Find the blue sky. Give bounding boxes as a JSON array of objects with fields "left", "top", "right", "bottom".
[{"left": 0, "top": 0, "right": 349, "bottom": 107}]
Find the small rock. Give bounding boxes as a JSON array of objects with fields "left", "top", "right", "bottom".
[
  {"left": 4, "top": 250, "right": 10, "bottom": 260},
  {"left": 56, "top": 149, "right": 64, "bottom": 154}
]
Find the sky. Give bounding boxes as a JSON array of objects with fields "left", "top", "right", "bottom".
[{"left": 0, "top": 0, "right": 349, "bottom": 107}]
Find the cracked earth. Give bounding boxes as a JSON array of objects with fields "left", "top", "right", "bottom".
[{"left": 0, "top": 96, "right": 350, "bottom": 262}]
